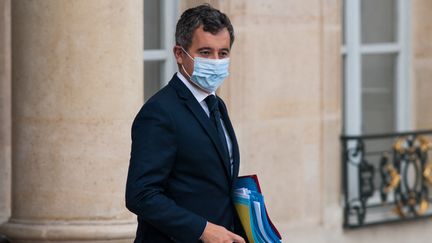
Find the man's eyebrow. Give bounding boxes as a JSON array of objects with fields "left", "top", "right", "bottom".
[
  {"left": 197, "top": 47, "right": 230, "bottom": 52},
  {"left": 197, "top": 47, "right": 213, "bottom": 51}
]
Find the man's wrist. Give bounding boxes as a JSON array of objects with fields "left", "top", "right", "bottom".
[{"left": 199, "top": 221, "right": 208, "bottom": 240}]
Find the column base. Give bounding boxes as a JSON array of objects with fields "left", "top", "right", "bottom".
[{"left": 0, "top": 219, "right": 136, "bottom": 243}]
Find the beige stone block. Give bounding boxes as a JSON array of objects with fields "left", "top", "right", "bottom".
[
  {"left": 11, "top": 120, "right": 133, "bottom": 220},
  {"left": 321, "top": 0, "right": 341, "bottom": 27},
  {"left": 219, "top": 0, "right": 329, "bottom": 124},
  {"left": 414, "top": 61, "right": 432, "bottom": 129},
  {"left": 321, "top": 28, "right": 342, "bottom": 115},
  {"left": 412, "top": 0, "right": 432, "bottom": 58},
  {"left": 238, "top": 117, "right": 322, "bottom": 226},
  {"left": 320, "top": 116, "right": 342, "bottom": 228},
  {"left": 181, "top": 0, "right": 223, "bottom": 10},
  {"left": 320, "top": 0, "right": 343, "bottom": 229},
  {"left": 228, "top": 24, "right": 322, "bottom": 123},
  {"left": 228, "top": 0, "right": 321, "bottom": 24},
  {"left": 0, "top": 221, "right": 135, "bottom": 243},
  {"left": 413, "top": 0, "right": 432, "bottom": 130}
]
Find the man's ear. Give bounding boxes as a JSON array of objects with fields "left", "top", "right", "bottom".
[{"left": 173, "top": 46, "right": 183, "bottom": 65}]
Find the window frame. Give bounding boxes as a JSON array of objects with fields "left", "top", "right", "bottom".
[
  {"left": 143, "top": 0, "right": 179, "bottom": 98},
  {"left": 341, "top": 0, "right": 416, "bottom": 226},
  {"left": 342, "top": 0, "right": 412, "bottom": 136}
]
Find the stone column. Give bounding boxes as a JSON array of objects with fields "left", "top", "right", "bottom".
[
  {"left": 0, "top": 0, "right": 11, "bottom": 225},
  {"left": 0, "top": 0, "right": 142, "bottom": 242}
]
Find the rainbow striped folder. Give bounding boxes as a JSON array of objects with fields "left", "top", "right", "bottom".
[{"left": 233, "top": 175, "right": 282, "bottom": 243}]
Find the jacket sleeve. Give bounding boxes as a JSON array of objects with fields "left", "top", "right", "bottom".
[{"left": 125, "top": 101, "right": 207, "bottom": 242}]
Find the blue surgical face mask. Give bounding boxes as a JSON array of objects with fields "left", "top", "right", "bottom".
[{"left": 181, "top": 47, "right": 230, "bottom": 93}]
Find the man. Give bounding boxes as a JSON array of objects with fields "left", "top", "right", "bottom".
[
  {"left": 126, "top": 4, "right": 246, "bottom": 243},
  {"left": 0, "top": 235, "right": 10, "bottom": 243}
]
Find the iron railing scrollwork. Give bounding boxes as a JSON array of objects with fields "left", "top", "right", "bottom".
[{"left": 342, "top": 130, "right": 432, "bottom": 228}]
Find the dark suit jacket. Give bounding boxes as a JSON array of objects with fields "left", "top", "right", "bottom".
[{"left": 126, "top": 74, "right": 244, "bottom": 243}]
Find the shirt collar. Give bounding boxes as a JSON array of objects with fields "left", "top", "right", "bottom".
[{"left": 176, "top": 72, "right": 215, "bottom": 103}]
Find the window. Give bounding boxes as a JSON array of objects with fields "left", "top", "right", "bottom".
[
  {"left": 144, "top": 0, "right": 179, "bottom": 100},
  {"left": 341, "top": 0, "right": 424, "bottom": 228},
  {"left": 342, "top": 0, "right": 411, "bottom": 135}
]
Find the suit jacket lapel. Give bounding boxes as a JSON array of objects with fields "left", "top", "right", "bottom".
[{"left": 170, "top": 76, "right": 232, "bottom": 181}]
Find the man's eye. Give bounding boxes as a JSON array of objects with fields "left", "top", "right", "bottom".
[
  {"left": 220, "top": 52, "right": 229, "bottom": 58},
  {"left": 200, "top": 51, "right": 210, "bottom": 56}
]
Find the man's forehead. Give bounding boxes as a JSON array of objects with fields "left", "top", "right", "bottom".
[{"left": 191, "top": 26, "right": 230, "bottom": 49}]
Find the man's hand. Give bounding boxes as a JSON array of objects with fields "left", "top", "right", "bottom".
[{"left": 200, "top": 222, "right": 246, "bottom": 243}]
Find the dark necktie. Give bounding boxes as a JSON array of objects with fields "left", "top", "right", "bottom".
[{"left": 205, "top": 95, "right": 230, "bottom": 163}]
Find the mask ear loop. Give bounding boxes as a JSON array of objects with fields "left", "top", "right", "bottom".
[
  {"left": 181, "top": 64, "right": 192, "bottom": 79},
  {"left": 179, "top": 46, "right": 194, "bottom": 79},
  {"left": 180, "top": 46, "right": 194, "bottom": 61}
]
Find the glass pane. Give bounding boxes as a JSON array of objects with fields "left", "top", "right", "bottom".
[
  {"left": 361, "top": 54, "right": 396, "bottom": 134},
  {"left": 144, "top": 61, "right": 163, "bottom": 101},
  {"left": 361, "top": 0, "right": 396, "bottom": 43},
  {"left": 362, "top": 54, "right": 396, "bottom": 188},
  {"left": 144, "top": 0, "right": 161, "bottom": 50}
]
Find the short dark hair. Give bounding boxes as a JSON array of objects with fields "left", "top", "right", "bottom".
[{"left": 175, "top": 4, "right": 235, "bottom": 50}]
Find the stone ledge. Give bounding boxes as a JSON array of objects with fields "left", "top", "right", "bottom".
[{"left": 0, "top": 219, "right": 136, "bottom": 241}]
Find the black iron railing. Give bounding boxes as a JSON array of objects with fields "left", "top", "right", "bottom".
[{"left": 341, "top": 130, "right": 432, "bottom": 228}]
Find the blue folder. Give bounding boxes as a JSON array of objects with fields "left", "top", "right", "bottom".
[{"left": 233, "top": 175, "right": 282, "bottom": 243}]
